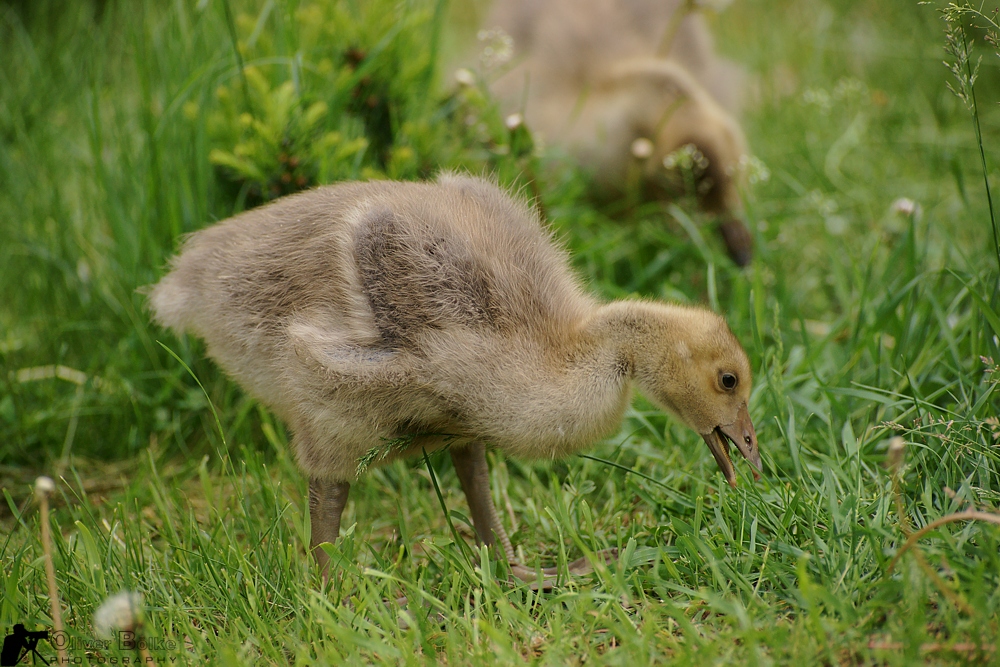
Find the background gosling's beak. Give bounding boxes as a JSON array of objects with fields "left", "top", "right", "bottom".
[
  {"left": 701, "top": 403, "right": 761, "bottom": 488},
  {"left": 718, "top": 217, "right": 753, "bottom": 267}
]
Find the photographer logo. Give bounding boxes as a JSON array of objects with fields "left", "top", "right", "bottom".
[
  {"left": 1, "top": 624, "right": 176, "bottom": 665},
  {"left": 1, "top": 625, "right": 50, "bottom": 666}
]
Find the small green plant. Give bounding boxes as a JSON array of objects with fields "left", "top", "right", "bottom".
[
  {"left": 204, "top": 0, "right": 450, "bottom": 204},
  {"left": 202, "top": 0, "right": 547, "bottom": 209},
  {"left": 356, "top": 433, "right": 458, "bottom": 476},
  {"left": 205, "top": 67, "right": 368, "bottom": 203}
]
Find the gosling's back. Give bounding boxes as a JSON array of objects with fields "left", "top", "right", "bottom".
[{"left": 149, "top": 175, "right": 593, "bottom": 422}]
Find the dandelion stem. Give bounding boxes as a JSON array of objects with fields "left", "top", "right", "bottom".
[
  {"left": 140, "top": 644, "right": 158, "bottom": 666},
  {"left": 656, "top": 0, "right": 697, "bottom": 57},
  {"left": 36, "top": 477, "right": 68, "bottom": 665}
]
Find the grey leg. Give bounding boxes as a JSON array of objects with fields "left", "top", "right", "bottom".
[
  {"left": 450, "top": 442, "right": 516, "bottom": 562},
  {"left": 309, "top": 477, "right": 351, "bottom": 578},
  {"left": 450, "top": 443, "right": 608, "bottom": 587}
]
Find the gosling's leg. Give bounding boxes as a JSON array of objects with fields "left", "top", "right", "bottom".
[
  {"left": 450, "top": 443, "right": 603, "bottom": 586},
  {"left": 309, "top": 478, "right": 414, "bottom": 614},
  {"left": 450, "top": 442, "right": 516, "bottom": 562},
  {"left": 309, "top": 477, "right": 351, "bottom": 579}
]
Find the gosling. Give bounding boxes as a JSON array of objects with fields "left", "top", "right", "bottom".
[
  {"left": 148, "top": 175, "right": 761, "bottom": 581},
  {"left": 485, "top": 0, "right": 746, "bottom": 112},
  {"left": 484, "top": 0, "right": 754, "bottom": 265},
  {"left": 520, "top": 58, "right": 753, "bottom": 266}
]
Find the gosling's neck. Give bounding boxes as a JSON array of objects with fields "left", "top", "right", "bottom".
[
  {"left": 578, "top": 300, "right": 683, "bottom": 369},
  {"left": 496, "top": 302, "right": 691, "bottom": 460},
  {"left": 576, "top": 300, "right": 703, "bottom": 413}
]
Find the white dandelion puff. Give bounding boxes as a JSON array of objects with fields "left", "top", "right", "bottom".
[
  {"left": 890, "top": 197, "right": 921, "bottom": 221},
  {"left": 478, "top": 28, "right": 514, "bottom": 70},
  {"left": 94, "top": 592, "right": 144, "bottom": 638},
  {"left": 630, "top": 137, "right": 654, "bottom": 159},
  {"left": 454, "top": 68, "right": 475, "bottom": 87},
  {"left": 35, "top": 476, "right": 55, "bottom": 497}
]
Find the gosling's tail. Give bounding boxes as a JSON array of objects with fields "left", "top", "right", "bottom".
[{"left": 146, "top": 241, "right": 211, "bottom": 336}]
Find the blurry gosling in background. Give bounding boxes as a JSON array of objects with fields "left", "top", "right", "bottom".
[
  {"left": 526, "top": 58, "right": 753, "bottom": 265},
  {"left": 148, "top": 175, "right": 761, "bottom": 582},
  {"left": 484, "top": 0, "right": 755, "bottom": 265}
]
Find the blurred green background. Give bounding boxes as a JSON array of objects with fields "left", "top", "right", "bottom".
[
  {"left": 1, "top": 0, "right": 999, "bottom": 663},
  {"left": 0, "top": 0, "right": 997, "bottom": 467}
]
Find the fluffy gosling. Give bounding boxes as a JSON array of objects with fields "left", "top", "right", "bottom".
[
  {"left": 483, "top": 0, "right": 754, "bottom": 265},
  {"left": 148, "top": 175, "right": 761, "bottom": 581}
]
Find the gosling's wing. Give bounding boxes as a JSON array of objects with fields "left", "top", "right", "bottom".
[
  {"left": 148, "top": 182, "right": 386, "bottom": 406},
  {"left": 284, "top": 319, "right": 408, "bottom": 389},
  {"left": 353, "top": 205, "right": 502, "bottom": 348},
  {"left": 149, "top": 183, "right": 371, "bottom": 340},
  {"left": 351, "top": 176, "right": 594, "bottom": 350}
]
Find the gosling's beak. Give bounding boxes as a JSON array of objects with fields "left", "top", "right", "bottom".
[
  {"left": 701, "top": 403, "right": 761, "bottom": 488},
  {"left": 718, "top": 217, "right": 753, "bottom": 267}
]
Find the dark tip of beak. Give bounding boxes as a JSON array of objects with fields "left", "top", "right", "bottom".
[
  {"left": 717, "top": 218, "right": 753, "bottom": 266},
  {"left": 702, "top": 427, "right": 737, "bottom": 488},
  {"left": 710, "top": 403, "right": 762, "bottom": 485}
]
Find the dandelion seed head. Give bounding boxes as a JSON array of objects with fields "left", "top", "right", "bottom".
[
  {"left": 737, "top": 154, "right": 771, "bottom": 185},
  {"left": 478, "top": 28, "right": 514, "bottom": 70},
  {"left": 890, "top": 197, "right": 921, "bottom": 220},
  {"left": 801, "top": 88, "right": 832, "bottom": 113},
  {"left": 454, "top": 68, "right": 475, "bottom": 87},
  {"left": 35, "top": 476, "right": 55, "bottom": 497},
  {"left": 662, "top": 144, "right": 707, "bottom": 172},
  {"left": 630, "top": 137, "right": 654, "bottom": 159},
  {"left": 94, "top": 592, "right": 143, "bottom": 639}
]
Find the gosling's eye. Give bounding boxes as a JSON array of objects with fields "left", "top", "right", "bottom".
[{"left": 720, "top": 372, "right": 738, "bottom": 390}]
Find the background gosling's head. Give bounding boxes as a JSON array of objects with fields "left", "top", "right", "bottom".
[
  {"left": 610, "top": 58, "right": 754, "bottom": 265},
  {"left": 630, "top": 305, "right": 761, "bottom": 486},
  {"left": 644, "top": 109, "right": 753, "bottom": 267}
]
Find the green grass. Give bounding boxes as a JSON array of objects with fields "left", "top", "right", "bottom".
[{"left": 2, "top": 0, "right": 1000, "bottom": 664}]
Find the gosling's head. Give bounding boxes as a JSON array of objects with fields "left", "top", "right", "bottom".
[{"left": 632, "top": 305, "right": 761, "bottom": 487}]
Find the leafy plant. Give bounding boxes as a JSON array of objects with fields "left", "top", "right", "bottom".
[
  {"left": 203, "top": 0, "right": 466, "bottom": 204},
  {"left": 206, "top": 67, "right": 369, "bottom": 203}
]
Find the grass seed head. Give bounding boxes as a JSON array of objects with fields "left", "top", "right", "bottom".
[{"left": 887, "top": 436, "right": 906, "bottom": 473}]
